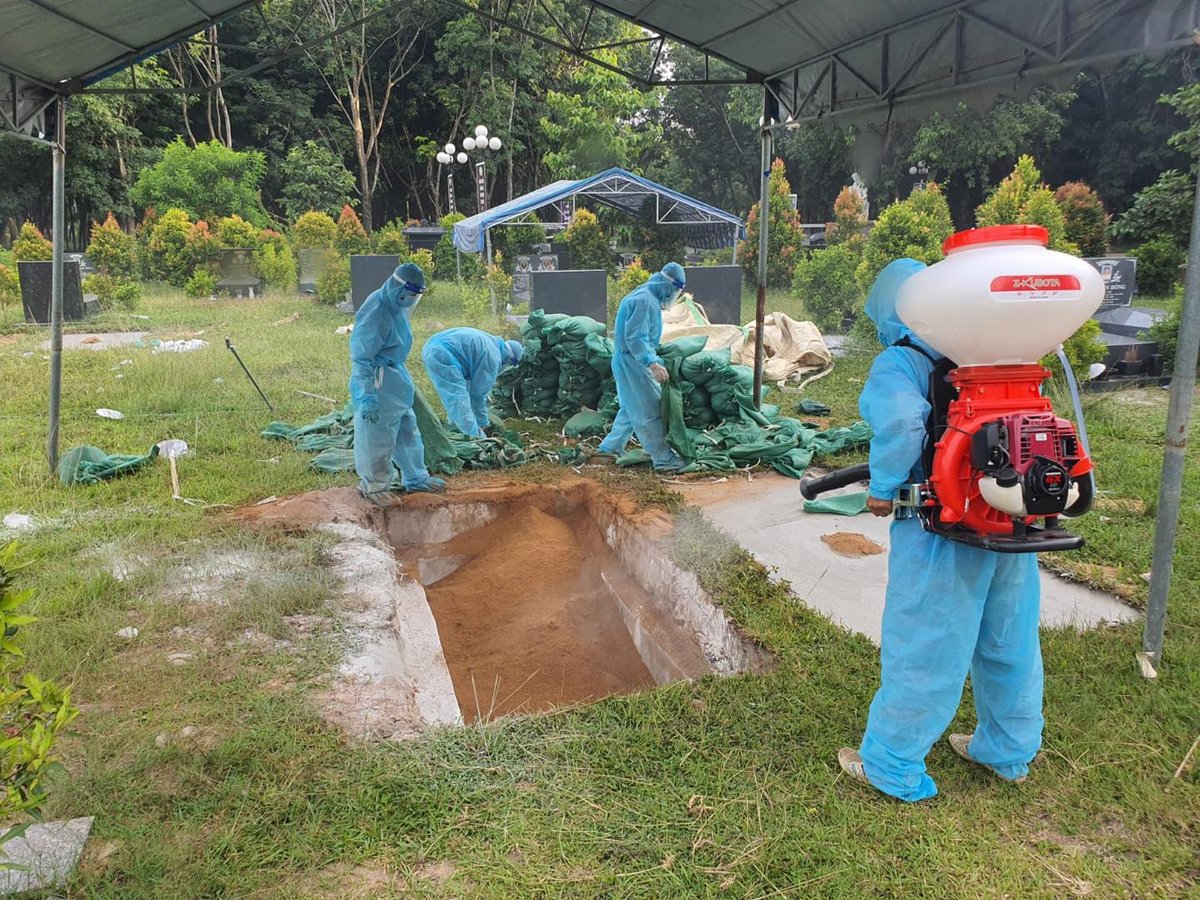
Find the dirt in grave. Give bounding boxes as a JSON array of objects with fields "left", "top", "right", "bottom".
[{"left": 403, "top": 504, "right": 656, "bottom": 723}]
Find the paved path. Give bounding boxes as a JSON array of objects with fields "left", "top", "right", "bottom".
[{"left": 674, "top": 472, "right": 1139, "bottom": 644}]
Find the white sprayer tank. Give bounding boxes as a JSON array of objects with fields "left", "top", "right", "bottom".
[{"left": 896, "top": 224, "right": 1104, "bottom": 366}]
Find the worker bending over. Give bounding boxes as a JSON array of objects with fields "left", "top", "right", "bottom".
[{"left": 422, "top": 327, "right": 523, "bottom": 438}]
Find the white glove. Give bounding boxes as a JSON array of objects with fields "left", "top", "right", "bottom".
[{"left": 649, "top": 363, "right": 669, "bottom": 384}]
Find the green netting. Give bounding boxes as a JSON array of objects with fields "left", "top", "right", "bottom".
[{"left": 58, "top": 444, "right": 160, "bottom": 485}]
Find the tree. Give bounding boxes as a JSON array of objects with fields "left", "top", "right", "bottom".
[
  {"left": 290, "top": 0, "right": 436, "bottom": 231},
  {"left": 279, "top": 141, "right": 356, "bottom": 221},
  {"left": 539, "top": 47, "right": 663, "bottom": 179},
  {"left": 131, "top": 139, "right": 267, "bottom": 226},
  {"left": 739, "top": 158, "right": 804, "bottom": 288},
  {"left": 906, "top": 91, "right": 1072, "bottom": 226},
  {"left": 976, "top": 156, "right": 1076, "bottom": 253},
  {"left": 163, "top": 26, "right": 234, "bottom": 147},
  {"left": 12, "top": 223, "right": 52, "bottom": 262},
  {"left": 827, "top": 187, "right": 867, "bottom": 249},
  {"left": 1055, "top": 183, "right": 1109, "bottom": 257},
  {"left": 1110, "top": 170, "right": 1195, "bottom": 247}
]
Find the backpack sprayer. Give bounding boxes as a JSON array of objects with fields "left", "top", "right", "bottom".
[{"left": 800, "top": 225, "right": 1104, "bottom": 553}]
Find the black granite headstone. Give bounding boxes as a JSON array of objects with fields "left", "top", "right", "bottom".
[
  {"left": 682, "top": 265, "right": 743, "bottom": 325},
  {"left": 1085, "top": 257, "right": 1137, "bottom": 312},
  {"left": 549, "top": 242, "right": 572, "bottom": 271},
  {"left": 18, "top": 260, "right": 86, "bottom": 324},
  {"left": 1094, "top": 306, "right": 1167, "bottom": 339},
  {"left": 402, "top": 227, "right": 445, "bottom": 252},
  {"left": 350, "top": 255, "right": 401, "bottom": 311},
  {"left": 512, "top": 254, "right": 559, "bottom": 304},
  {"left": 530, "top": 269, "right": 607, "bottom": 322}
]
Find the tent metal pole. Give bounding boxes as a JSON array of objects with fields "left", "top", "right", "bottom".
[
  {"left": 47, "top": 95, "right": 65, "bottom": 473},
  {"left": 731, "top": 224, "right": 739, "bottom": 266},
  {"left": 752, "top": 90, "right": 772, "bottom": 409},
  {"left": 1142, "top": 174, "right": 1200, "bottom": 673}
]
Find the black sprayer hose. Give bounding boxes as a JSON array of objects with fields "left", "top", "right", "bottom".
[{"left": 799, "top": 462, "right": 871, "bottom": 500}]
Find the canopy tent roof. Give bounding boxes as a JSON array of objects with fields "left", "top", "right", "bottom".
[
  {"left": 0, "top": 0, "right": 261, "bottom": 137},
  {"left": 452, "top": 167, "right": 745, "bottom": 254}
]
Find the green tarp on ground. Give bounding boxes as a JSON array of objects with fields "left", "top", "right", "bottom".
[
  {"left": 58, "top": 444, "right": 160, "bottom": 485},
  {"left": 803, "top": 490, "right": 870, "bottom": 516},
  {"left": 264, "top": 387, "right": 526, "bottom": 478}
]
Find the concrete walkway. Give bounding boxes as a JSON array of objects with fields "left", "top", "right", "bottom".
[
  {"left": 675, "top": 472, "right": 1139, "bottom": 644},
  {"left": 41, "top": 331, "right": 147, "bottom": 350}
]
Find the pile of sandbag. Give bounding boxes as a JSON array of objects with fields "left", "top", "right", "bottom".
[{"left": 492, "top": 310, "right": 613, "bottom": 418}]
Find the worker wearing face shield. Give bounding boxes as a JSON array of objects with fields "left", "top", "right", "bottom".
[
  {"left": 593, "top": 262, "right": 687, "bottom": 472},
  {"left": 349, "top": 262, "right": 446, "bottom": 506},
  {"left": 422, "top": 327, "right": 524, "bottom": 438}
]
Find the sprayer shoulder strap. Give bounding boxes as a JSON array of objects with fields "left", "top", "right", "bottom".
[{"left": 892, "top": 336, "right": 957, "bottom": 476}]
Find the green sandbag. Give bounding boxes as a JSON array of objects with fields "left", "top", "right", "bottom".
[
  {"left": 771, "top": 447, "right": 816, "bottom": 479},
  {"left": 804, "top": 491, "right": 869, "bottom": 516},
  {"left": 564, "top": 409, "right": 613, "bottom": 438},
  {"left": 799, "top": 399, "right": 832, "bottom": 416},
  {"left": 680, "top": 349, "right": 732, "bottom": 385},
  {"left": 810, "top": 421, "right": 872, "bottom": 455},
  {"left": 616, "top": 448, "right": 652, "bottom": 467},
  {"left": 58, "top": 444, "right": 160, "bottom": 486},
  {"left": 547, "top": 315, "right": 607, "bottom": 342},
  {"left": 659, "top": 335, "right": 708, "bottom": 361},
  {"left": 659, "top": 353, "right": 696, "bottom": 460}
]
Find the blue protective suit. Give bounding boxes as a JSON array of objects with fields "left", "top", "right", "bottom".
[
  {"left": 857, "top": 259, "right": 1043, "bottom": 802},
  {"left": 421, "top": 328, "right": 522, "bottom": 437},
  {"left": 597, "top": 269, "right": 684, "bottom": 469},
  {"left": 349, "top": 264, "right": 441, "bottom": 494}
]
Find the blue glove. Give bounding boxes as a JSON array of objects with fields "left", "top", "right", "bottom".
[
  {"left": 359, "top": 394, "right": 380, "bottom": 424},
  {"left": 403, "top": 474, "right": 446, "bottom": 494}
]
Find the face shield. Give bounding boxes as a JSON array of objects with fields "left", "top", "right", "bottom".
[
  {"left": 663, "top": 270, "right": 685, "bottom": 306},
  {"left": 398, "top": 279, "right": 425, "bottom": 309}
]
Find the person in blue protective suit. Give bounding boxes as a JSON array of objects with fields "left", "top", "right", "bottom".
[
  {"left": 838, "top": 258, "right": 1043, "bottom": 802},
  {"left": 422, "top": 327, "right": 524, "bottom": 438},
  {"left": 592, "top": 262, "right": 687, "bottom": 472},
  {"left": 349, "top": 262, "right": 446, "bottom": 506}
]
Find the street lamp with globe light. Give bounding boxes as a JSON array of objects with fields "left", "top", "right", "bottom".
[{"left": 909, "top": 160, "right": 930, "bottom": 194}]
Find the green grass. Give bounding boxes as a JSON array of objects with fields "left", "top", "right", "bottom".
[{"left": 0, "top": 284, "right": 1197, "bottom": 898}]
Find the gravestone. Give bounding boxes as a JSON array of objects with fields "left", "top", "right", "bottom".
[
  {"left": 549, "top": 242, "right": 572, "bottom": 271},
  {"left": 299, "top": 248, "right": 336, "bottom": 294},
  {"left": 18, "top": 260, "right": 87, "bottom": 324},
  {"left": 402, "top": 226, "right": 445, "bottom": 252},
  {"left": 350, "top": 254, "right": 401, "bottom": 311},
  {"left": 1085, "top": 257, "right": 1137, "bottom": 312},
  {"left": 65, "top": 252, "right": 96, "bottom": 277},
  {"left": 683, "top": 265, "right": 742, "bottom": 325},
  {"left": 1094, "top": 306, "right": 1167, "bottom": 339},
  {"left": 531, "top": 269, "right": 607, "bottom": 322},
  {"left": 216, "top": 248, "right": 261, "bottom": 298},
  {"left": 512, "top": 254, "right": 559, "bottom": 304}
]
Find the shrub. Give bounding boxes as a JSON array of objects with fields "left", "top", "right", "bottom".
[
  {"left": 1041, "top": 318, "right": 1107, "bottom": 380},
  {"left": 1055, "top": 182, "right": 1109, "bottom": 257},
  {"left": 334, "top": 205, "right": 370, "bottom": 257},
  {"left": 636, "top": 222, "right": 685, "bottom": 276},
  {"left": 409, "top": 248, "right": 435, "bottom": 279},
  {"left": 255, "top": 242, "right": 297, "bottom": 291},
  {"left": 739, "top": 158, "right": 804, "bottom": 288},
  {"left": 216, "top": 214, "right": 260, "bottom": 249},
  {"left": 183, "top": 269, "right": 217, "bottom": 299},
  {"left": 564, "top": 208, "right": 612, "bottom": 273},
  {"left": 612, "top": 257, "right": 651, "bottom": 322},
  {"left": 12, "top": 223, "right": 52, "bottom": 262},
  {"left": 490, "top": 223, "right": 543, "bottom": 272},
  {"left": 86, "top": 213, "right": 138, "bottom": 278},
  {"left": 291, "top": 211, "right": 338, "bottom": 250},
  {"left": 185, "top": 219, "right": 219, "bottom": 272},
  {"left": 433, "top": 213, "right": 481, "bottom": 280},
  {"left": 1146, "top": 287, "right": 1188, "bottom": 372},
  {"left": 856, "top": 183, "right": 954, "bottom": 291},
  {"left": 1132, "top": 237, "right": 1185, "bottom": 296},
  {"left": 0, "top": 543, "right": 79, "bottom": 825},
  {"left": 316, "top": 257, "right": 351, "bottom": 305},
  {"left": 372, "top": 221, "right": 410, "bottom": 256},
  {"left": 828, "top": 186, "right": 867, "bottom": 249},
  {"left": 134, "top": 208, "right": 158, "bottom": 278},
  {"left": 146, "top": 208, "right": 195, "bottom": 286},
  {"left": 278, "top": 141, "right": 355, "bottom": 221},
  {"left": 0, "top": 264, "right": 19, "bottom": 316},
  {"left": 792, "top": 245, "right": 861, "bottom": 332},
  {"left": 83, "top": 274, "right": 141, "bottom": 310},
  {"left": 976, "top": 156, "right": 1076, "bottom": 253}
]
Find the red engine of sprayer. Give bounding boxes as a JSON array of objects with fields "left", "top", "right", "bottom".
[{"left": 928, "top": 364, "right": 1094, "bottom": 537}]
